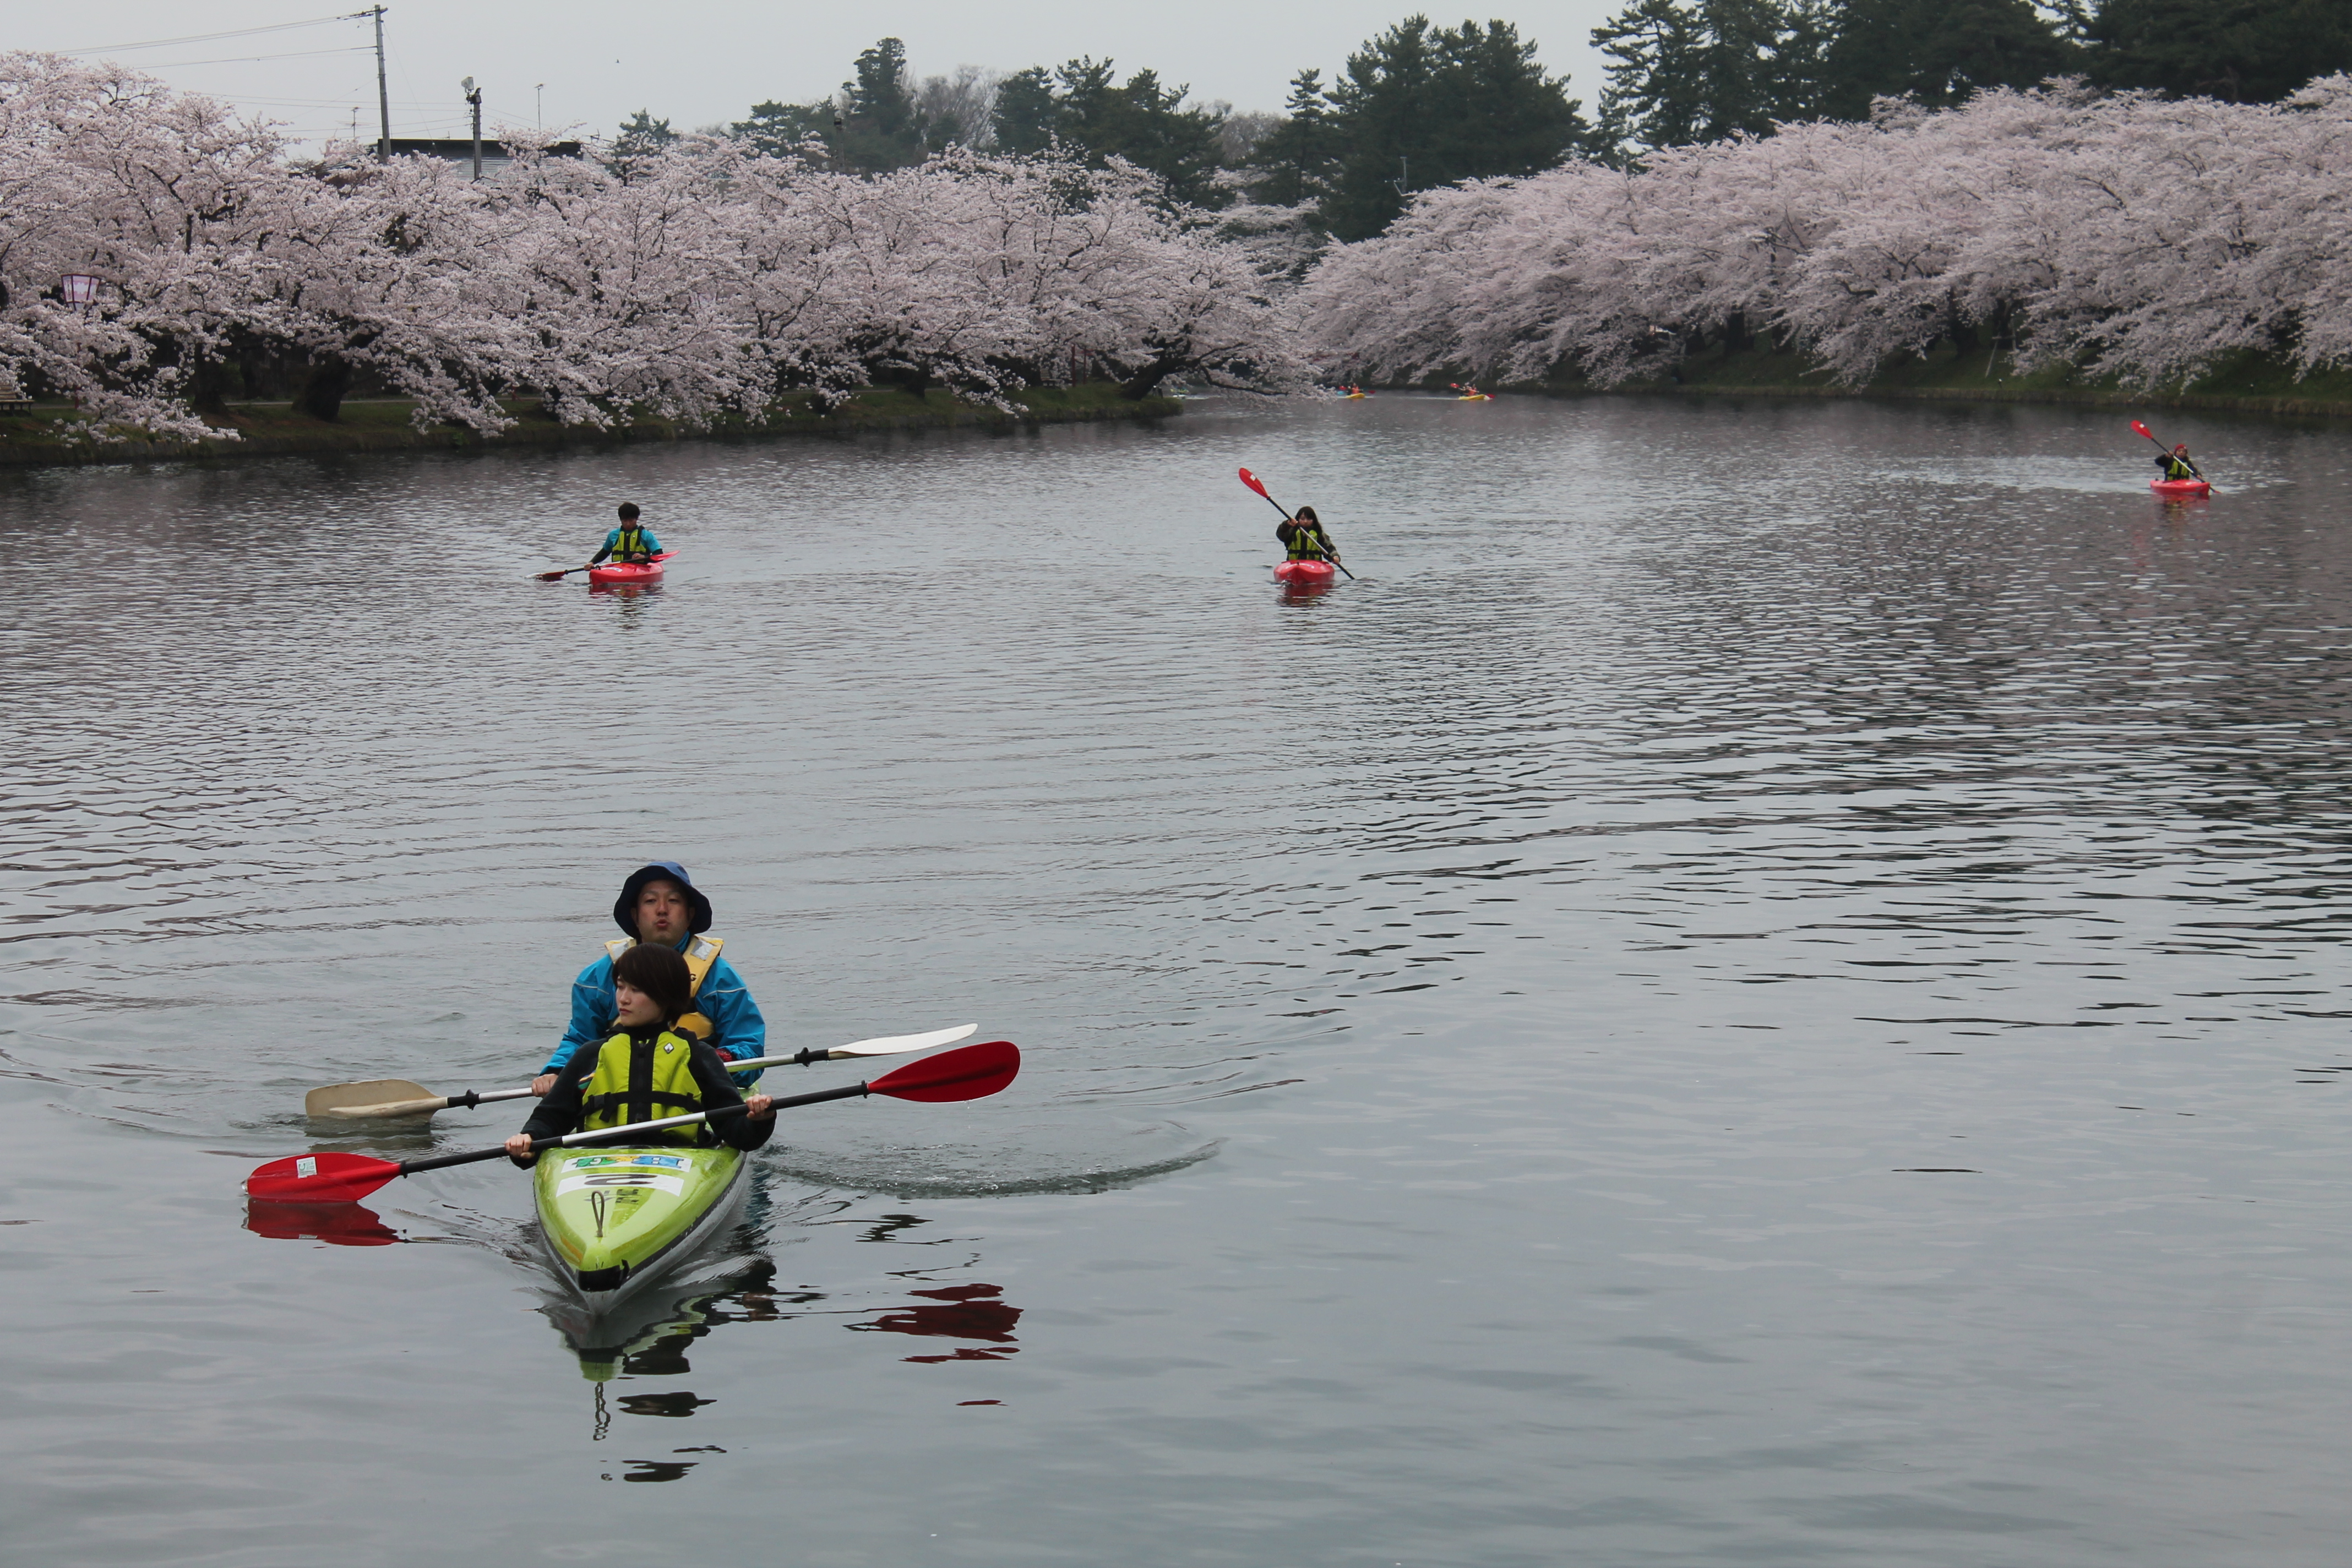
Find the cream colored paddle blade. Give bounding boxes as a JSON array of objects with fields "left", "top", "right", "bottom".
[
  {"left": 305, "top": 1079, "right": 443, "bottom": 1119},
  {"left": 830, "top": 1022, "right": 978, "bottom": 1058}
]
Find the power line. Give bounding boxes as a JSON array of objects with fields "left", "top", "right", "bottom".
[
  {"left": 55, "top": 15, "right": 351, "bottom": 55},
  {"left": 231, "top": 95, "right": 448, "bottom": 108},
  {"left": 126, "top": 45, "right": 373, "bottom": 70}
]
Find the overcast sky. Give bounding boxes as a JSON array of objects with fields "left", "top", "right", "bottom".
[{"left": 22, "top": 2, "right": 1624, "bottom": 149}]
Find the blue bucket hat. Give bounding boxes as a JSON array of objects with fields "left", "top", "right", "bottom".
[{"left": 614, "top": 861, "right": 714, "bottom": 937}]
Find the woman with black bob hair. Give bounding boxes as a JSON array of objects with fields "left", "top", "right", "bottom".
[{"left": 507, "top": 943, "right": 775, "bottom": 1165}]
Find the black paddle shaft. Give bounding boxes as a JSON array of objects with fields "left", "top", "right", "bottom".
[
  {"left": 2138, "top": 423, "right": 2206, "bottom": 480},
  {"left": 393, "top": 1081, "right": 870, "bottom": 1177}
]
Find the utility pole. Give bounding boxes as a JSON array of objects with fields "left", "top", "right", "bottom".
[
  {"left": 536, "top": 83, "right": 545, "bottom": 129},
  {"left": 462, "top": 77, "right": 483, "bottom": 179},
  {"left": 364, "top": 7, "right": 391, "bottom": 161}
]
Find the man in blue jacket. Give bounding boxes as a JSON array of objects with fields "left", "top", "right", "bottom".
[
  {"left": 587, "top": 502, "right": 659, "bottom": 566},
  {"left": 531, "top": 862, "right": 769, "bottom": 1095}
]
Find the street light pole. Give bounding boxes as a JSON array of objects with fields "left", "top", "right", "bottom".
[
  {"left": 462, "top": 77, "right": 483, "bottom": 180},
  {"left": 536, "top": 83, "right": 545, "bottom": 129}
]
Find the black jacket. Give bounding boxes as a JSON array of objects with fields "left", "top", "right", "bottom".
[
  {"left": 515, "top": 1026, "right": 774, "bottom": 1161},
  {"left": 1276, "top": 519, "right": 1338, "bottom": 559}
]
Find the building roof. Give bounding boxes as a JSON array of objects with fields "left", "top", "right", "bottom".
[{"left": 385, "top": 139, "right": 584, "bottom": 162}]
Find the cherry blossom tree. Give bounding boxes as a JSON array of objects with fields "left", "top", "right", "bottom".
[
  {"left": 1300, "top": 73, "right": 2352, "bottom": 394},
  {"left": 0, "top": 54, "right": 1315, "bottom": 443},
  {"left": 0, "top": 53, "right": 285, "bottom": 440}
]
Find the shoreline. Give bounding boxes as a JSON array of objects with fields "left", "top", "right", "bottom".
[
  {"left": 0, "top": 384, "right": 1182, "bottom": 469},
  {"left": 1512, "top": 344, "right": 2352, "bottom": 421},
  {"left": 1558, "top": 382, "right": 2352, "bottom": 421}
]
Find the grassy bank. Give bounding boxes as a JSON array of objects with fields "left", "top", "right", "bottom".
[
  {"left": 1518, "top": 343, "right": 2352, "bottom": 418},
  {"left": 0, "top": 383, "right": 1181, "bottom": 468}
]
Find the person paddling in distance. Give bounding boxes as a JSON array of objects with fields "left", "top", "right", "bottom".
[
  {"left": 1276, "top": 505, "right": 1340, "bottom": 566},
  {"left": 589, "top": 502, "right": 659, "bottom": 567},
  {"left": 532, "top": 862, "right": 767, "bottom": 1097},
  {"left": 507, "top": 944, "right": 774, "bottom": 1165},
  {"left": 2157, "top": 443, "right": 2202, "bottom": 482}
]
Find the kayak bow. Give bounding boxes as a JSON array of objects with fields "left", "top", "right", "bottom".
[
  {"left": 1275, "top": 559, "right": 1337, "bottom": 584},
  {"left": 2150, "top": 477, "right": 2211, "bottom": 497},
  {"left": 535, "top": 1144, "right": 748, "bottom": 1308}
]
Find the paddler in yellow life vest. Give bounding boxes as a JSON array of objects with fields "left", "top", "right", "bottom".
[
  {"left": 1276, "top": 505, "right": 1340, "bottom": 565},
  {"left": 2157, "top": 444, "right": 2201, "bottom": 482},
  {"left": 532, "top": 861, "right": 769, "bottom": 1096},
  {"left": 589, "top": 502, "right": 660, "bottom": 566},
  {"left": 507, "top": 944, "right": 775, "bottom": 1165}
]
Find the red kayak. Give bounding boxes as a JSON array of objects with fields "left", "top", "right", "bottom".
[
  {"left": 587, "top": 551, "right": 672, "bottom": 585},
  {"left": 2149, "top": 478, "right": 2210, "bottom": 497},
  {"left": 1274, "top": 559, "right": 1336, "bottom": 585}
]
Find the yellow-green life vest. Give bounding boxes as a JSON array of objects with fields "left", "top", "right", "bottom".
[
  {"left": 613, "top": 524, "right": 650, "bottom": 557},
  {"left": 578, "top": 1027, "right": 713, "bottom": 1143},
  {"left": 1286, "top": 525, "right": 1330, "bottom": 562},
  {"left": 603, "top": 934, "right": 723, "bottom": 1041}
]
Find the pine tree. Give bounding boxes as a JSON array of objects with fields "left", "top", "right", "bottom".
[
  {"left": 987, "top": 58, "right": 1228, "bottom": 208},
  {"left": 830, "top": 38, "right": 928, "bottom": 172},
  {"left": 1320, "top": 17, "right": 1594, "bottom": 242},
  {"left": 729, "top": 100, "right": 830, "bottom": 159},
  {"left": 2087, "top": 0, "right": 2352, "bottom": 102},
  {"left": 1593, "top": 0, "right": 1811, "bottom": 152},
  {"left": 608, "top": 109, "right": 678, "bottom": 181},
  {"left": 1817, "top": 0, "right": 2081, "bottom": 119},
  {"left": 1248, "top": 70, "right": 1342, "bottom": 207}
]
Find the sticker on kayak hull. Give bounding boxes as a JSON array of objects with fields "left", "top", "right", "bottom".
[
  {"left": 554, "top": 1173, "right": 686, "bottom": 1197},
  {"left": 296, "top": 1156, "right": 317, "bottom": 1178},
  {"left": 566, "top": 1153, "right": 689, "bottom": 1172}
]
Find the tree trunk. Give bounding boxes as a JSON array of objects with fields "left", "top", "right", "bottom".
[
  {"left": 186, "top": 357, "right": 232, "bottom": 414},
  {"left": 296, "top": 356, "right": 352, "bottom": 422},
  {"left": 1120, "top": 357, "right": 1178, "bottom": 400},
  {"left": 1945, "top": 295, "right": 1977, "bottom": 353}
]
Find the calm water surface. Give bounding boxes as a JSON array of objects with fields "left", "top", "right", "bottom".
[{"left": 4, "top": 395, "right": 2350, "bottom": 1565}]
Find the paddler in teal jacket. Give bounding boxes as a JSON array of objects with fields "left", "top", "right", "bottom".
[
  {"left": 532, "top": 861, "right": 769, "bottom": 1095},
  {"left": 588, "top": 502, "right": 660, "bottom": 565}
]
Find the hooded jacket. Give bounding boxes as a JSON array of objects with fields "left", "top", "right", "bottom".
[
  {"left": 543, "top": 862, "right": 766, "bottom": 1077},
  {"left": 543, "top": 939, "right": 767, "bottom": 1077}
]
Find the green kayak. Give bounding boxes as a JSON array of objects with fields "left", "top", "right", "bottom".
[{"left": 533, "top": 1144, "right": 748, "bottom": 1309}]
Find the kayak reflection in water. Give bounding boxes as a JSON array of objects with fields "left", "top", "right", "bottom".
[
  {"left": 1277, "top": 505, "right": 1341, "bottom": 565},
  {"left": 506, "top": 944, "right": 775, "bottom": 1166},
  {"left": 2158, "top": 444, "right": 2202, "bottom": 482},
  {"left": 532, "top": 861, "right": 769, "bottom": 1097},
  {"left": 589, "top": 502, "right": 661, "bottom": 566}
]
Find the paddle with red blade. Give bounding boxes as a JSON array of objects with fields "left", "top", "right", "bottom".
[
  {"left": 1238, "top": 467, "right": 1357, "bottom": 580},
  {"left": 2131, "top": 418, "right": 2209, "bottom": 483},
  {"left": 246, "top": 1039, "right": 1021, "bottom": 1203}
]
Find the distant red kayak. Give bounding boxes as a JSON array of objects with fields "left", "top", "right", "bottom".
[
  {"left": 2149, "top": 478, "right": 2210, "bottom": 497},
  {"left": 1274, "top": 559, "right": 1336, "bottom": 584},
  {"left": 587, "top": 551, "right": 672, "bottom": 585}
]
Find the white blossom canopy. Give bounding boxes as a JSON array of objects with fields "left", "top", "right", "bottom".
[{"left": 0, "top": 53, "right": 1316, "bottom": 442}]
